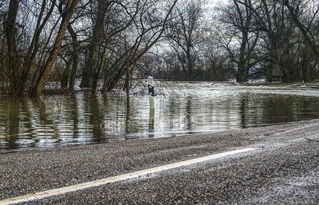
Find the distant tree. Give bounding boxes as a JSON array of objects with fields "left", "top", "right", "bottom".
[
  {"left": 166, "top": 0, "right": 204, "bottom": 80},
  {"left": 283, "top": 0, "right": 319, "bottom": 59},
  {"left": 103, "top": 0, "right": 179, "bottom": 92},
  {"left": 220, "top": 0, "right": 259, "bottom": 82},
  {"left": 223, "top": 0, "right": 317, "bottom": 82}
]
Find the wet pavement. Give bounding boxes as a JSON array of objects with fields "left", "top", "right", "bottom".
[{"left": 0, "top": 119, "right": 318, "bottom": 204}]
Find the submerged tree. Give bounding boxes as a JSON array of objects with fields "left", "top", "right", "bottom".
[
  {"left": 1, "top": 0, "right": 319, "bottom": 97},
  {"left": 3, "top": 0, "right": 79, "bottom": 96}
]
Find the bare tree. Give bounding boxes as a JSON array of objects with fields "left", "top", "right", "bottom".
[
  {"left": 166, "top": 0, "right": 203, "bottom": 80},
  {"left": 3, "top": 0, "right": 79, "bottom": 96},
  {"left": 29, "top": 0, "right": 80, "bottom": 96},
  {"left": 102, "top": 0, "right": 179, "bottom": 92},
  {"left": 225, "top": 0, "right": 311, "bottom": 82},
  {"left": 220, "top": 0, "right": 259, "bottom": 82},
  {"left": 59, "top": 0, "right": 90, "bottom": 90},
  {"left": 4, "top": 0, "right": 57, "bottom": 96},
  {"left": 283, "top": 0, "right": 319, "bottom": 59}
]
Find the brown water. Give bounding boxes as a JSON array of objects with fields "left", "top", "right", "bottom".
[{"left": 1, "top": 82, "right": 319, "bottom": 152}]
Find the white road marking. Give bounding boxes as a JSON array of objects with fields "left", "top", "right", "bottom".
[{"left": 0, "top": 148, "right": 256, "bottom": 205}]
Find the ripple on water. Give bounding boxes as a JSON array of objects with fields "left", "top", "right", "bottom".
[{"left": 1, "top": 82, "right": 319, "bottom": 151}]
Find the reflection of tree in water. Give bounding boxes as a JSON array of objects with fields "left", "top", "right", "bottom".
[
  {"left": 32, "top": 97, "right": 62, "bottom": 146},
  {"left": 87, "top": 94, "right": 104, "bottom": 143},
  {"left": 3, "top": 98, "right": 32, "bottom": 149},
  {"left": 236, "top": 94, "right": 319, "bottom": 127},
  {"left": 148, "top": 105, "right": 155, "bottom": 137},
  {"left": 7, "top": 99, "right": 20, "bottom": 149},
  {"left": 2, "top": 88, "right": 319, "bottom": 151},
  {"left": 125, "top": 97, "right": 139, "bottom": 135},
  {"left": 223, "top": 98, "right": 231, "bottom": 130},
  {"left": 239, "top": 94, "right": 248, "bottom": 128},
  {"left": 185, "top": 96, "right": 192, "bottom": 131},
  {"left": 20, "top": 99, "right": 35, "bottom": 148},
  {"left": 33, "top": 98, "right": 48, "bottom": 124},
  {"left": 262, "top": 95, "right": 299, "bottom": 124},
  {"left": 69, "top": 95, "right": 79, "bottom": 140},
  {"left": 238, "top": 93, "right": 290, "bottom": 127},
  {"left": 168, "top": 96, "right": 182, "bottom": 130},
  {"left": 125, "top": 97, "right": 132, "bottom": 134}
]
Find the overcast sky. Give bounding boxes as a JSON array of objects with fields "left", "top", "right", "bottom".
[
  {"left": 204, "top": 0, "right": 229, "bottom": 20},
  {"left": 205, "top": 0, "right": 229, "bottom": 10},
  {"left": 215, "top": 0, "right": 228, "bottom": 4},
  {"left": 211, "top": 0, "right": 229, "bottom": 6}
]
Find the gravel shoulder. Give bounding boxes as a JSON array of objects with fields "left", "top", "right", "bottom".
[{"left": 1, "top": 120, "right": 319, "bottom": 204}]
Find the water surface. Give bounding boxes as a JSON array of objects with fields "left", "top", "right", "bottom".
[{"left": 1, "top": 82, "right": 319, "bottom": 151}]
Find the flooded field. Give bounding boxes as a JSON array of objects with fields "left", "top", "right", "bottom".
[{"left": 1, "top": 82, "right": 319, "bottom": 151}]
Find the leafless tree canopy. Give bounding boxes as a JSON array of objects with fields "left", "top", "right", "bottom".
[{"left": 0, "top": 0, "right": 318, "bottom": 96}]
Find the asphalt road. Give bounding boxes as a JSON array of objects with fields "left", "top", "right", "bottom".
[{"left": 1, "top": 120, "right": 319, "bottom": 204}]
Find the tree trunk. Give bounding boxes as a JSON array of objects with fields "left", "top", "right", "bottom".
[
  {"left": 80, "top": 46, "right": 94, "bottom": 88},
  {"left": 125, "top": 65, "right": 130, "bottom": 98},
  {"left": 107, "top": 67, "right": 126, "bottom": 91},
  {"left": 61, "top": 59, "right": 72, "bottom": 88},
  {"left": 69, "top": 52, "right": 79, "bottom": 90},
  {"left": 30, "top": 0, "right": 79, "bottom": 96},
  {"left": 266, "top": 62, "right": 273, "bottom": 82},
  {"left": 80, "top": 0, "right": 108, "bottom": 89},
  {"left": 283, "top": 0, "right": 319, "bottom": 60},
  {"left": 186, "top": 44, "right": 193, "bottom": 79},
  {"left": 5, "top": 0, "right": 21, "bottom": 96},
  {"left": 91, "top": 73, "right": 99, "bottom": 93},
  {"left": 67, "top": 24, "right": 79, "bottom": 90}
]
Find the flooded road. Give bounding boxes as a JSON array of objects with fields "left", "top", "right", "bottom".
[{"left": 1, "top": 82, "right": 319, "bottom": 151}]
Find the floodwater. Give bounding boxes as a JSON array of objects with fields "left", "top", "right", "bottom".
[{"left": 1, "top": 82, "right": 319, "bottom": 151}]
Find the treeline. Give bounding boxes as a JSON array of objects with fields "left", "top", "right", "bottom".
[
  {"left": 0, "top": 0, "right": 178, "bottom": 96},
  {"left": 218, "top": 0, "right": 319, "bottom": 83},
  {"left": 0, "top": 0, "right": 318, "bottom": 97}
]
